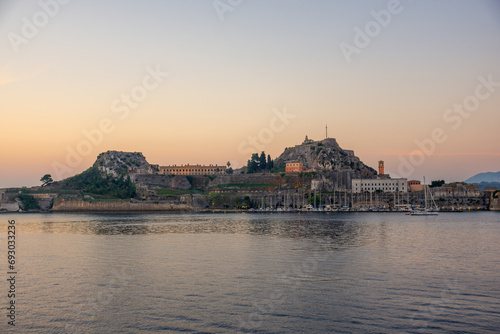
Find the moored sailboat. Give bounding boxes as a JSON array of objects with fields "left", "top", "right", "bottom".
[{"left": 408, "top": 177, "right": 439, "bottom": 216}]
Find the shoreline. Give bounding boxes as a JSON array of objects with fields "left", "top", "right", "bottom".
[{"left": 1, "top": 208, "right": 493, "bottom": 214}]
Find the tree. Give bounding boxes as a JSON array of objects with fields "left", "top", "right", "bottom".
[
  {"left": 17, "top": 194, "right": 40, "bottom": 211},
  {"left": 245, "top": 152, "right": 274, "bottom": 173},
  {"left": 430, "top": 180, "right": 445, "bottom": 188},
  {"left": 247, "top": 153, "right": 260, "bottom": 173},
  {"left": 247, "top": 159, "right": 258, "bottom": 174},
  {"left": 267, "top": 154, "right": 273, "bottom": 170},
  {"left": 251, "top": 153, "right": 258, "bottom": 161},
  {"left": 259, "top": 151, "right": 267, "bottom": 170},
  {"left": 243, "top": 196, "right": 254, "bottom": 209},
  {"left": 233, "top": 195, "right": 243, "bottom": 209},
  {"left": 40, "top": 174, "right": 53, "bottom": 187},
  {"left": 225, "top": 161, "right": 233, "bottom": 174}
]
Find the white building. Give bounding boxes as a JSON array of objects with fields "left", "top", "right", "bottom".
[{"left": 352, "top": 178, "right": 407, "bottom": 193}]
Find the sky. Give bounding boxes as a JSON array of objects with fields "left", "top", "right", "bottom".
[{"left": 1, "top": 0, "right": 499, "bottom": 188}]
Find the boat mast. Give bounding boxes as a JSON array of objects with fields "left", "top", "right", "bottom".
[{"left": 424, "top": 176, "right": 428, "bottom": 209}]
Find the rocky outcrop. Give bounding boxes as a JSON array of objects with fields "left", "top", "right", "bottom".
[
  {"left": 51, "top": 198, "right": 190, "bottom": 212},
  {"left": 94, "top": 151, "right": 158, "bottom": 177},
  {"left": 308, "top": 170, "right": 360, "bottom": 191},
  {"left": 274, "top": 137, "right": 376, "bottom": 178}
]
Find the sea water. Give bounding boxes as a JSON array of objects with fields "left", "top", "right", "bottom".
[{"left": 1, "top": 212, "right": 499, "bottom": 333}]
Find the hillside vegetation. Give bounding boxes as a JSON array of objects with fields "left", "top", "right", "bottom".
[{"left": 62, "top": 166, "right": 136, "bottom": 199}]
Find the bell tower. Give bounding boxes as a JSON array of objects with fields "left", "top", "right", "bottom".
[{"left": 378, "top": 161, "right": 384, "bottom": 175}]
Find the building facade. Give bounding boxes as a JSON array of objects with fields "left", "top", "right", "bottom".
[
  {"left": 407, "top": 180, "right": 423, "bottom": 192},
  {"left": 159, "top": 164, "right": 226, "bottom": 175},
  {"left": 352, "top": 178, "right": 408, "bottom": 193},
  {"left": 285, "top": 161, "right": 305, "bottom": 173}
]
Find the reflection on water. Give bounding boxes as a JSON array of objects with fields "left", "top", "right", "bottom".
[
  {"left": 1, "top": 212, "right": 499, "bottom": 333},
  {"left": 25, "top": 213, "right": 372, "bottom": 248}
]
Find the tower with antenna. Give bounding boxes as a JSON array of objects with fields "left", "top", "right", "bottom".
[{"left": 325, "top": 123, "right": 328, "bottom": 139}]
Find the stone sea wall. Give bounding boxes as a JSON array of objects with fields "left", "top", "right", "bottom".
[
  {"left": 202, "top": 172, "right": 355, "bottom": 190},
  {"left": 134, "top": 174, "right": 192, "bottom": 190},
  {"left": 52, "top": 198, "right": 190, "bottom": 212},
  {"left": 0, "top": 202, "right": 20, "bottom": 212},
  {"left": 491, "top": 196, "right": 500, "bottom": 211}
]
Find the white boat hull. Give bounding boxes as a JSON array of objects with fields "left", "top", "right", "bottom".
[{"left": 408, "top": 210, "right": 439, "bottom": 216}]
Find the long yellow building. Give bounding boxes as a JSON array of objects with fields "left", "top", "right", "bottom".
[{"left": 159, "top": 164, "right": 226, "bottom": 175}]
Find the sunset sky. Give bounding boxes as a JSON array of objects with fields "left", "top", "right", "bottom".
[{"left": 1, "top": 0, "right": 500, "bottom": 188}]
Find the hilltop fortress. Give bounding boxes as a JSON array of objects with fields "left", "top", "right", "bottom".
[
  {"left": 91, "top": 135, "right": 376, "bottom": 183},
  {"left": 274, "top": 136, "right": 375, "bottom": 177},
  {"left": 0, "top": 136, "right": 494, "bottom": 212}
]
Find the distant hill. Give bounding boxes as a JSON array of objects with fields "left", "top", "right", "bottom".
[
  {"left": 475, "top": 182, "right": 500, "bottom": 191},
  {"left": 465, "top": 171, "right": 500, "bottom": 184}
]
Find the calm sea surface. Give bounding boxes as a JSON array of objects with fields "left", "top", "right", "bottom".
[{"left": 1, "top": 212, "right": 499, "bottom": 333}]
